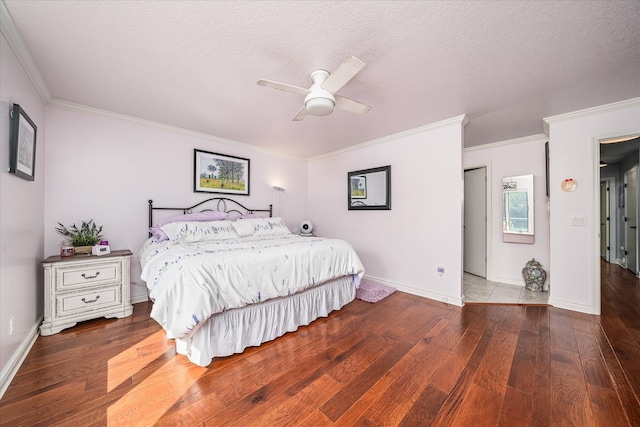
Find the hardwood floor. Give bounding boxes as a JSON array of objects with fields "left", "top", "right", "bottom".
[{"left": 1, "top": 261, "right": 638, "bottom": 426}]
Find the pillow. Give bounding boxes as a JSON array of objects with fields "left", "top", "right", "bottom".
[
  {"left": 149, "top": 211, "right": 229, "bottom": 242},
  {"left": 160, "top": 220, "right": 239, "bottom": 243},
  {"left": 232, "top": 220, "right": 255, "bottom": 237},
  {"left": 238, "top": 217, "right": 291, "bottom": 236},
  {"left": 238, "top": 213, "right": 266, "bottom": 219},
  {"left": 149, "top": 225, "right": 170, "bottom": 242},
  {"left": 156, "top": 210, "right": 228, "bottom": 227}
]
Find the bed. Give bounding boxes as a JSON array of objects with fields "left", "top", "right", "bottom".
[{"left": 140, "top": 198, "right": 365, "bottom": 366}]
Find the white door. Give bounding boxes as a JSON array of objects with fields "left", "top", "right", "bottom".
[
  {"left": 624, "top": 167, "right": 638, "bottom": 274},
  {"left": 464, "top": 167, "right": 487, "bottom": 277}
]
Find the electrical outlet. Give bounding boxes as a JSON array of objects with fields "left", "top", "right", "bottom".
[{"left": 9, "top": 316, "right": 15, "bottom": 336}]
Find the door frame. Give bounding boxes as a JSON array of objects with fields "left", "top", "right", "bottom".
[
  {"left": 594, "top": 129, "right": 640, "bottom": 314},
  {"left": 463, "top": 162, "right": 492, "bottom": 282},
  {"left": 623, "top": 165, "right": 638, "bottom": 275}
]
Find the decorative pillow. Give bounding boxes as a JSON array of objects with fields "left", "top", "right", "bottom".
[
  {"left": 149, "top": 211, "right": 229, "bottom": 242},
  {"left": 160, "top": 220, "right": 239, "bottom": 243},
  {"left": 149, "top": 226, "right": 170, "bottom": 242},
  {"left": 239, "top": 217, "right": 291, "bottom": 236},
  {"left": 232, "top": 220, "right": 256, "bottom": 237}
]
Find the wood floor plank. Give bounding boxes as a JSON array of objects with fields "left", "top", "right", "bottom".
[
  {"left": 364, "top": 340, "right": 451, "bottom": 426},
  {"left": 320, "top": 341, "right": 413, "bottom": 422},
  {"left": 430, "top": 324, "right": 483, "bottom": 394},
  {"left": 450, "top": 382, "right": 503, "bottom": 426},
  {"left": 550, "top": 346, "right": 596, "bottom": 426},
  {"left": 575, "top": 328, "right": 614, "bottom": 390},
  {"left": 586, "top": 383, "right": 632, "bottom": 427},
  {"left": 1, "top": 261, "right": 638, "bottom": 425},
  {"left": 473, "top": 328, "right": 519, "bottom": 393},
  {"left": 590, "top": 322, "right": 640, "bottom": 425},
  {"left": 507, "top": 329, "right": 537, "bottom": 395},
  {"left": 498, "top": 385, "right": 532, "bottom": 427}
]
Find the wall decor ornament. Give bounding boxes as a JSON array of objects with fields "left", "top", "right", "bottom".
[
  {"left": 9, "top": 104, "right": 37, "bottom": 181},
  {"left": 522, "top": 258, "right": 547, "bottom": 292},
  {"left": 561, "top": 178, "right": 577, "bottom": 192}
]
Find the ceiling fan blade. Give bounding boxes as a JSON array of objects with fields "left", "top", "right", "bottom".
[
  {"left": 335, "top": 95, "right": 371, "bottom": 114},
  {"left": 257, "top": 79, "right": 309, "bottom": 96},
  {"left": 321, "top": 56, "right": 365, "bottom": 93},
  {"left": 293, "top": 107, "right": 309, "bottom": 121}
]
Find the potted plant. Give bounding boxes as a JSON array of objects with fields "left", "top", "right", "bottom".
[{"left": 55, "top": 219, "right": 103, "bottom": 255}]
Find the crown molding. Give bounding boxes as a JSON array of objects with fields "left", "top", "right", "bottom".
[
  {"left": 309, "top": 114, "right": 468, "bottom": 162},
  {"left": 464, "top": 133, "right": 547, "bottom": 153},
  {"left": 543, "top": 98, "right": 640, "bottom": 134},
  {"left": 48, "top": 99, "right": 305, "bottom": 161},
  {"left": 0, "top": 0, "right": 51, "bottom": 102}
]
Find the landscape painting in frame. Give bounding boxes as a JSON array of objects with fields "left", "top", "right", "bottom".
[
  {"left": 194, "top": 149, "right": 250, "bottom": 195},
  {"left": 350, "top": 175, "right": 367, "bottom": 199}
]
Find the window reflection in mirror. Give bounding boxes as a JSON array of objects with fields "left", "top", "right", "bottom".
[
  {"left": 348, "top": 165, "right": 391, "bottom": 210},
  {"left": 502, "top": 174, "right": 534, "bottom": 243}
]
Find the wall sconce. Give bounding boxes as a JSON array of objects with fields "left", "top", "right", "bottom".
[{"left": 273, "top": 185, "right": 285, "bottom": 216}]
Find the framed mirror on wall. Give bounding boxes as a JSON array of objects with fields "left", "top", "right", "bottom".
[
  {"left": 502, "top": 174, "right": 535, "bottom": 243},
  {"left": 348, "top": 165, "right": 391, "bottom": 210}
]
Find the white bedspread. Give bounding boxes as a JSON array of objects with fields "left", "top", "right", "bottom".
[{"left": 139, "top": 234, "right": 364, "bottom": 339}]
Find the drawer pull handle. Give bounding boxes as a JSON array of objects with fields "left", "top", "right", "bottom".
[
  {"left": 81, "top": 295, "right": 100, "bottom": 304},
  {"left": 81, "top": 272, "right": 100, "bottom": 280}
]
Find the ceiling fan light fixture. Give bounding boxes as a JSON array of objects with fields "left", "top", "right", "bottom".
[{"left": 305, "top": 95, "right": 335, "bottom": 116}]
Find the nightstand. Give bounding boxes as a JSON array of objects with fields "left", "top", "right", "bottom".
[{"left": 40, "top": 249, "right": 134, "bottom": 336}]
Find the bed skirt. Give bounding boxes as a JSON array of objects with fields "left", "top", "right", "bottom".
[{"left": 174, "top": 275, "right": 356, "bottom": 366}]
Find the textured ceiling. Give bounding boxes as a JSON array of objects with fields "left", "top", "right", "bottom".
[{"left": 2, "top": 0, "right": 640, "bottom": 158}]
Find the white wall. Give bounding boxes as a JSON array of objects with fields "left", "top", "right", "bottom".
[
  {"left": 309, "top": 116, "right": 466, "bottom": 305},
  {"left": 0, "top": 33, "right": 46, "bottom": 389},
  {"left": 464, "top": 135, "right": 550, "bottom": 286},
  {"left": 545, "top": 98, "right": 640, "bottom": 314},
  {"left": 44, "top": 104, "right": 309, "bottom": 302}
]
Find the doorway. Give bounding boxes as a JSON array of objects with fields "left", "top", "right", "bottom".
[{"left": 463, "top": 167, "right": 486, "bottom": 278}]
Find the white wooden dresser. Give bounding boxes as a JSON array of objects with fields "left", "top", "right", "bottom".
[{"left": 40, "top": 249, "right": 134, "bottom": 336}]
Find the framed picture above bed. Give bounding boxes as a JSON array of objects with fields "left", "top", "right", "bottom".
[
  {"left": 9, "top": 104, "right": 37, "bottom": 181},
  {"left": 194, "top": 149, "right": 250, "bottom": 195}
]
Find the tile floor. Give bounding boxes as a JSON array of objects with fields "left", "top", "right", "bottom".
[{"left": 463, "top": 272, "right": 550, "bottom": 304}]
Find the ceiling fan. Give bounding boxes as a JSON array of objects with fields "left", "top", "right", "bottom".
[{"left": 257, "top": 56, "right": 372, "bottom": 121}]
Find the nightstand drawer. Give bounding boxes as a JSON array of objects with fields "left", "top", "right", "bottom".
[
  {"left": 41, "top": 249, "right": 133, "bottom": 335},
  {"left": 56, "top": 263, "right": 121, "bottom": 290},
  {"left": 57, "top": 286, "right": 121, "bottom": 317}
]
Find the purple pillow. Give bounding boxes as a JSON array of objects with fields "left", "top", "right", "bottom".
[
  {"left": 149, "top": 226, "right": 169, "bottom": 242},
  {"left": 149, "top": 211, "right": 229, "bottom": 241}
]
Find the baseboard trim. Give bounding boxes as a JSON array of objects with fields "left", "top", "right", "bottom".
[
  {"left": 0, "top": 315, "right": 43, "bottom": 399},
  {"left": 131, "top": 293, "right": 149, "bottom": 304},
  {"left": 548, "top": 298, "right": 596, "bottom": 314},
  {"left": 363, "top": 275, "right": 463, "bottom": 307}
]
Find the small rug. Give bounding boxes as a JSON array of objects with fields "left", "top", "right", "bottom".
[{"left": 356, "top": 279, "right": 396, "bottom": 303}]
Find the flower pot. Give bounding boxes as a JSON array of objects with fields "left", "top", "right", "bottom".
[{"left": 74, "top": 245, "right": 93, "bottom": 255}]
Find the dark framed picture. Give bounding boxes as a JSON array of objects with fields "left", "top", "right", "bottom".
[
  {"left": 194, "top": 149, "right": 250, "bottom": 195},
  {"left": 9, "top": 104, "right": 37, "bottom": 181}
]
